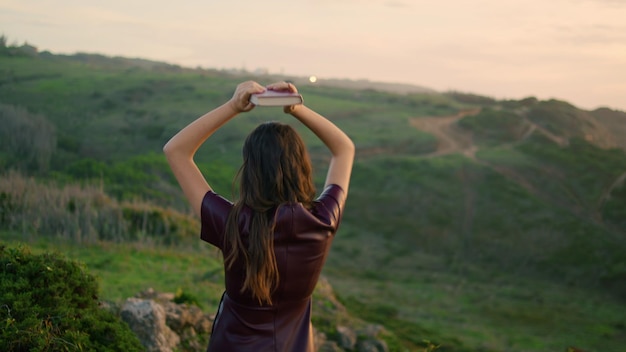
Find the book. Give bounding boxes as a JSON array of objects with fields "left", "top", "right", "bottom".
[{"left": 250, "top": 90, "right": 304, "bottom": 106}]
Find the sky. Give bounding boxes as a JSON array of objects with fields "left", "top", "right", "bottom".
[{"left": 1, "top": 0, "right": 625, "bottom": 111}]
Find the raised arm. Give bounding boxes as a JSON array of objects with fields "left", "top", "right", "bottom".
[
  {"left": 267, "top": 82, "right": 355, "bottom": 193},
  {"left": 163, "top": 81, "right": 266, "bottom": 216}
]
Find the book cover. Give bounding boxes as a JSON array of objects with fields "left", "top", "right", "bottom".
[{"left": 250, "top": 90, "right": 304, "bottom": 106}]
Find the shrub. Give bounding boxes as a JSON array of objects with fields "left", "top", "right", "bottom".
[
  {"left": 0, "top": 104, "right": 56, "bottom": 173},
  {"left": 119, "top": 201, "right": 199, "bottom": 244},
  {"left": 173, "top": 287, "right": 203, "bottom": 308},
  {"left": 457, "top": 108, "right": 528, "bottom": 147},
  {"left": 0, "top": 244, "right": 144, "bottom": 351}
]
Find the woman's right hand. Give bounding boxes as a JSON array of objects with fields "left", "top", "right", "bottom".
[{"left": 229, "top": 81, "right": 266, "bottom": 112}]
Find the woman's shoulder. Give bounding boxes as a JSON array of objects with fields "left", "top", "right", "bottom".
[
  {"left": 286, "top": 184, "right": 347, "bottom": 231},
  {"left": 201, "top": 190, "right": 233, "bottom": 215},
  {"left": 200, "top": 191, "right": 234, "bottom": 248},
  {"left": 315, "top": 184, "right": 346, "bottom": 209}
]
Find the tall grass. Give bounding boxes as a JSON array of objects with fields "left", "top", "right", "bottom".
[{"left": 0, "top": 171, "right": 198, "bottom": 244}]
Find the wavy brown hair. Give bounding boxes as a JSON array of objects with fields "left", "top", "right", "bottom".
[{"left": 224, "top": 122, "right": 316, "bottom": 305}]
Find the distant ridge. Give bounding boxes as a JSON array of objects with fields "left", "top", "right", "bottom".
[
  {"left": 298, "top": 77, "right": 436, "bottom": 94},
  {"left": 229, "top": 71, "right": 437, "bottom": 95},
  {"left": 55, "top": 51, "right": 438, "bottom": 94},
  {"left": 590, "top": 107, "right": 626, "bottom": 150}
]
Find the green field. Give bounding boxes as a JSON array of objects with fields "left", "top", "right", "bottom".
[{"left": 2, "top": 44, "right": 626, "bottom": 351}]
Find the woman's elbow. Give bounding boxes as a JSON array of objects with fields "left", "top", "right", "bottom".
[
  {"left": 347, "top": 139, "right": 356, "bottom": 153},
  {"left": 343, "top": 139, "right": 356, "bottom": 159},
  {"left": 162, "top": 140, "right": 178, "bottom": 157}
]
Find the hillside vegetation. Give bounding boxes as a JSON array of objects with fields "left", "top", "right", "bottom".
[{"left": 1, "top": 41, "right": 626, "bottom": 351}]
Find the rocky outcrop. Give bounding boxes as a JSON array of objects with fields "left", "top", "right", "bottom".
[
  {"left": 117, "top": 288, "right": 213, "bottom": 352},
  {"left": 120, "top": 298, "right": 181, "bottom": 352},
  {"left": 112, "top": 283, "right": 389, "bottom": 352}
]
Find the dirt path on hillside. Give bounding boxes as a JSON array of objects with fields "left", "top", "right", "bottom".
[
  {"left": 409, "top": 107, "right": 540, "bottom": 195},
  {"left": 596, "top": 171, "right": 626, "bottom": 216},
  {"left": 357, "top": 108, "right": 480, "bottom": 158},
  {"left": 407, "top": 107, "right": 626, "bottom": 236},
  {"left": 522, "top": 120, "right": 569, "bottom": 147},
  {"left": 408, "top": 108, "right": 600, "bottom": 224},
  {"left": 409, "top": 108, "right": 481, "bottom": 158},
  {"left": 408, "top": 107, "right": 569, "bottom": 158},
  {"left": 360, "top": 107, "right": 561, "bottom": 159}
]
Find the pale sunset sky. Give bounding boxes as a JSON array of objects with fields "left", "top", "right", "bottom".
[{"left": 1, "top": 0, "right": 625, "bottom": 110}]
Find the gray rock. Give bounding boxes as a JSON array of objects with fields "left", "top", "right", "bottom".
[
  {"left": 357, "top": 339, "right": 389, "bottom": 352},
  {"left": 113, "top": 286, "right": 391, "bottom": 352},
  {"left": 313, "top": 327, "right": 328, "bottom": 351},
  {"left": 318, "top": 341, "right": 344, "bottom": 352},
  {"left": 336, "top": 325, "right": 357, "bottom": 350},
  {"left": 357, "top": 324, "right": 386, "bottom": 338},
  {"left": 120, "top": 298, "right": 180, "bottom": 352},
  {"left": 137, "top": 287, "right": 175, "bottom": 302}
]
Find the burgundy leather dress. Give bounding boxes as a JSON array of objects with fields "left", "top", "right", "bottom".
[{"left": 200, "top": 184, "right": 346, "bottom": 352}]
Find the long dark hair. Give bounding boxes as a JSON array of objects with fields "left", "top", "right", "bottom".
[{"left": 224, "top": 122, "right": 316, "bottom": 305}]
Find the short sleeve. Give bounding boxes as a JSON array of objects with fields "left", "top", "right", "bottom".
[
  {"left": 311, "top": 184, "right": 347, "bottom": 233},
  {"left": 200, "top": 191, "right": 233, "bottom": 249}
]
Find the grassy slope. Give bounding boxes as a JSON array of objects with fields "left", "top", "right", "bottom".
[{"left": 2, "top": 52, "right": 626, "bottom": 351}]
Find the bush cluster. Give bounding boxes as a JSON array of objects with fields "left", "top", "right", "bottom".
[
  {"left": 0, "top": 104, "right": 56, "bottom": 173},
  {"left": 0, "top": 244, "right": 144, "bottom": 351}
]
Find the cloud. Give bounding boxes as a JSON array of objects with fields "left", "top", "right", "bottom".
[
  {"left": 384, "top": 1, "right": 410, "bottom": 8},
  {"left": 554, "top": 23, "right": 626, "bottom": 46},
  {"left": 585, "top": 0, "right": 626, "bottom": 5}
]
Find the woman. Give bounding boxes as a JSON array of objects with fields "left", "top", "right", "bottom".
[{"left": 163, "top": 80, "right": 354, "bottom": 351}]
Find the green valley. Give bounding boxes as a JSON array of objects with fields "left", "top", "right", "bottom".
[{"left": 1, "top": 42, "right": 626, "bottom": 351}]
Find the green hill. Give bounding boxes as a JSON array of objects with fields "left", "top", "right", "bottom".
[{"left": 1, "top": 42, "right": 626, "bottom": 351}]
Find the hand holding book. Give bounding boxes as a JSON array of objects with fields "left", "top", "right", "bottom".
[
  {"left": 250, "top": 90, "right": 304, "bottom": 106},
  {"left": 251, "top": 81, "right": 303, "bottom": 108},
  {"left": 229, "top": 81, "right": 266, "bottom": 112}
]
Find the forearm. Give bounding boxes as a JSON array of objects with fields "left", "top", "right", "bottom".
[
  {"left": 163, "top": 102, "right": 239, "bottom": 159},
  {"left": 288, "top": 105, "right": 354, "bottom": 157},
  {"left": 162, "top": 102, "right": 239, "bottom": 214},
  {"left": 288, "top": 104, "right": 354, "bottom": 192}
]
